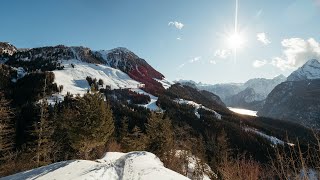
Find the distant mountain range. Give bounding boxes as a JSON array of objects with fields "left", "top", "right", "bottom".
[
  {"left": 258, "top": 59, "right": 320, "bottom": 128},
  {"left": 177, "top": 75, "right": 286, "bottom": 110}
]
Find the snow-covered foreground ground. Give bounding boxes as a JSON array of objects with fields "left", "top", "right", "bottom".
[
  {"left": 3, "top": 152, "right": 189, "bottom": 180},
  {"left": 53, "top": 60, "right": 140, "bottom": 95},
  {"left": 228, "top": 107, "right": 257, "bottom": 116}
]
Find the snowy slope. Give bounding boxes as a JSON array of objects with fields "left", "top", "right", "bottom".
[
  {"left": 130, "top": 88, "right": 162, "bottom": 111},
  {"left": 3, "top": 152, "right": 189, "bottom": 180},
  {"left": 287, "top": 59, "right": 320, "bottom": 81},
  {"left": 53, "top": 60, "right": 140, "bottom": 95},
  {"left": 174, "top": 99, "right": 222, "bottom": 120}
]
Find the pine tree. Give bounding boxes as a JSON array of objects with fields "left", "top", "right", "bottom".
[
  {"left": 64, "top": 92, "right": 115, "bottom": 159},
  {"left": 0, "top": 92, "right": 15, "bottom": 170},
  {"left": 31, "top": 77, "right": 54, "bottom": 167},
  {"left": 123, "top": 126, "right": 147, "bottom": 152},
  {"left": 146, "top": 113, "right": 174, "bottom": 159}
]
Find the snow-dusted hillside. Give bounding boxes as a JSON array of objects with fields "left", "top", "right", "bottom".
[
  {"left": 287, "top": 59, "right": 320, "bottom": 81},
  {"left": 53, "top": 60, "right": 140, "bottom": 95},
  {"left": 174, "top": 98, "right": 222, "bottom": 120},
  {"left": 3, "top": 152, "right": 189, "bottom": 180}
]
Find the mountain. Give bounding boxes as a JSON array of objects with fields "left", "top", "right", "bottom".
[
  {"left": 287, "top": 59, "right": 320, "bottom": 81},
  {"left": 4, "top": 44, "right": 165, "bottom": 96},
  {"left": 224, "top": 88, "right": 265, "bottom": 110},
  {"left": 0, "top": 42, "right": 17, "bottom": 56},
  {"left": 258, "top": 59, "right": 320, "bottom": 128},
  {"left": 97, "top": 48, "right": 165, "bottom": 95},
  {"left": 187, "top": 75, "right": 286, "bottom": 110}
]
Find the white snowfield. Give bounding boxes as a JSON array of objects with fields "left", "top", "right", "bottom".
[
  {"left": 50, "top": 60, "right": 167, "bottom": 111},
  {"left": 174, "top": 99, "right": 222, "bottom": 120},
  {"left": 3, "top": 151, "right": 189, "bottom": 180},
  {"left": 228, "top": 107, "right": 258, "bottom": 116},
  {"left": 53, "top": 60, "right": 140, "bottom": 95}
]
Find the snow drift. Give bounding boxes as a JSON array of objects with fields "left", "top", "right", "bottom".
[{"left": 3, "top": 151, "right": 189, "bottom": 180}]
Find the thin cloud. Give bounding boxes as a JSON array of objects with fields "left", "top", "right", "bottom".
[
  {"left": 271, "top": 38, "right": 320, "bottom": 70},
  {"left": 255, "top": 9, "right": 263, "bottom": 18},
  {"left": 209, "top": 60, "right": 217, "bottom": 64},
  {"left": 168, "top": 21, "right": 184, "bottom": 30},
  {"left": 253, "top": 60, "right": 267, "bottom": 68},
  {"left": 214, "top": 49, "right": 231, "bottom": 59},
  {"left": 177, "top": 63, "right": 185, "bottom": 70},
  {"left": 177, "top": 37, "right": 182, "bottom": 40},
  {"left": 257, "top": 33, "right": 271, "bottom": 45},
  {"left": 189, "top": 56, "right": 201, "bottom": 63}
]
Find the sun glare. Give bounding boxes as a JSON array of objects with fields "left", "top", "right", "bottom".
[{"left": 228, "top": 32, "right": 245, "bottom": 50}]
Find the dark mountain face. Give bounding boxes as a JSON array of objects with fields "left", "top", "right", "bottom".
[
  {"left": 97, "top": 48, "right": 165, "bottom": 95},
  {"left": 258, "top": 80, "right": 320, "bottom": 128},
  {"left": 258, "top": 59, "right": 320, "bottom": 128},
  {"left": 225, "top": 87, "right": 265, "bottom": 111}
]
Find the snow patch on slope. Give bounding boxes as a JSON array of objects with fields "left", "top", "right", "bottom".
[
  {"left": 174, "top": 99, "right": 222, "bottom": 120},
  {"left": 244, "top": 127, "right": 294, "bottom": 146},
  {"left": 130, "top": 88, "right": 162, "bottom": 112},
  {"left": 3, "top": 151, "right": 189, "bottom": 180},
  {"left": 52, "top": 60, "right": 140, "bottom": 95},
  {"left": 154, "top": 78, "right": 172, "bottom": 89}
]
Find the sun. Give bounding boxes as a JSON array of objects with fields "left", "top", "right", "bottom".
[{"left": 228, "top": 32, "right": 245, "bottom": 50}]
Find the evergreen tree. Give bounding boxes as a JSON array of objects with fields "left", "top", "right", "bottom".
[
  {"left": 30, "top": 77, "right": 54, "bottom": 167},
  {"left": 0, "top": 92, "right": 15, "bottom": 164},
  {"left": 146, "top": 113, "right": 174, "bottom": 159},
  {"left": 31, "top": 101, "right": 54, "bottom": 167},
  {"left": 123, "top": 125, "right": 147, "bottom": 152},
  {"left": 64, "top": 92, "right": 114, "bottom": 159}
]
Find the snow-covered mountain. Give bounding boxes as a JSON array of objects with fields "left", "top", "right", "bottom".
[
  {"left": 258, "top": 59, "right": 320, "bottom": 128},
  {"left": 287, "top": 59, "right": 320, "bottom": 81},
  {"left": 181, "top": 75, "right": 286, "bottom": 110},
  {"left": 3, "top": 152, "right": 189, "bottom": 180},
  {"left": 5, "top": 44, "right": 167, "bottom": 96}
]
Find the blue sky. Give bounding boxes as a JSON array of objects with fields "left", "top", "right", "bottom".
[{"left": 1, "top": 0, "right": 320, "bottom": 83}]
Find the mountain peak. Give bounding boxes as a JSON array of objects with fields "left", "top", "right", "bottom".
[
  {"left": 305, "top": 59, "right": 320, "bottom": 66},
  {"left": 0, "top": 42, "right": 17, "bottom": 55},
  {"left": 287, "top": 59, "right": 320, "bottom": 81}
]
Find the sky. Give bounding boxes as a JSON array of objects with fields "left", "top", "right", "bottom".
[{"left": 1, "top": 0, "right": 320, "bottom": 84}]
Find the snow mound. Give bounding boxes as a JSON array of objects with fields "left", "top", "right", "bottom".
[
  {"left": 52, "top": 60, "right": 140, "bottom": 95},
  {"left": 3, "top": 151, "right": 189, "bottom": 180},
  {"left": 174, "top": 99, "right": 222, "bottom": 120}
]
